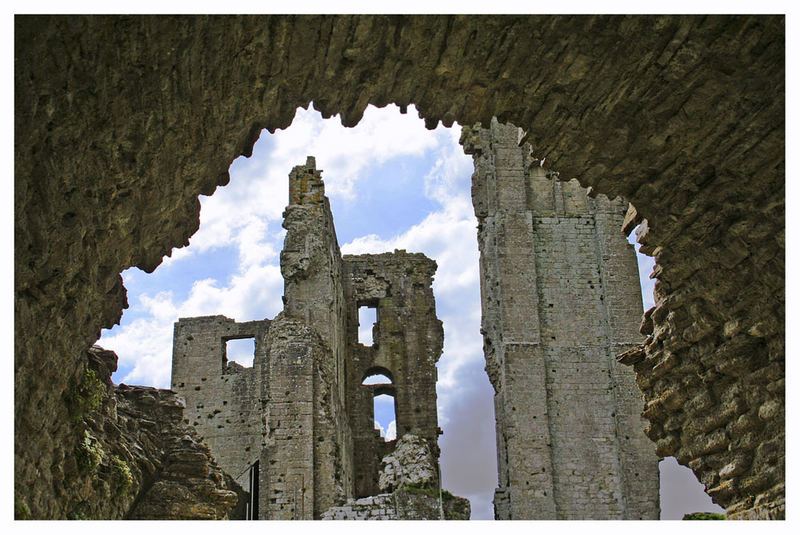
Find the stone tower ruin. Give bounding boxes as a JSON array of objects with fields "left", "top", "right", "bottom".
[
  {"left": 171, "top": 157, "right": 455, "bottom": 519},
  {"left": 462, "top": 120, "right": 661, "bottom": 519}
]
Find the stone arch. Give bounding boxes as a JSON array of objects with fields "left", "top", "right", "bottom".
[
  {"left": 14, "top": 15, "right": 783, "bottom": 518},
  {"left": 361, "top": 366, "right": 395, "bottom": 385}
]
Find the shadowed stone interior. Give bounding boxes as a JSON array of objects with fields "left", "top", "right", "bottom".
[{"left": 15, "top": 15, "right": 783, "bottom": 519}]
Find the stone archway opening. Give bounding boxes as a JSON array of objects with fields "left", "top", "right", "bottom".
[
  {"left": 14, "top": 16, "right": 783, "bottom": 520},
  {"left": 93, "top": 102, "right": 725, "bottom": 520},
  {"left": 97, "top": 102, "right": 500, "bottom": 518}
]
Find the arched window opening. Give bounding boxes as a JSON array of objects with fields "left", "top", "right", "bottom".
[
  {"left": 373, "top": 393, "right": 397, "bottom": 442},
  {"left": 362, "top": 373, "right": 392, "bottom": 385},
  {"left": 361, "top": 367, "right": 394, "bottom": 385}
]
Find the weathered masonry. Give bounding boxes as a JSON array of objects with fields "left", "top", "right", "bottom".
[
  {"left": 463, "top": 120, "right": 660, "bottom": 519},
  {"left": 15, "top": 16, "right": 783, "bottom": 520},
  {"left": 171, "top": 158, "right": 452, "bottom": 519}
]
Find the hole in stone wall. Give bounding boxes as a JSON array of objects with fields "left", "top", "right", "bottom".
[
  {"left": 627, "top": 225, "right": 656, "bottom": 311},
  {"left": 92, "top": 102, "right": 707, "bottom": 519},
  {"left": 358, "top": 305, "right": 377, "bottom": 346},
  {"left": 362, "top": 373, "right": 392, "bottom": 385},
  {"left": 225, "top": 337, "right": 255, "bottom": 368},
  {"left": 373, "top": 393, "right": 396, "bottom": 442},
  {"left": 659, "top": 457, "right": 726, "bottom": 519}
]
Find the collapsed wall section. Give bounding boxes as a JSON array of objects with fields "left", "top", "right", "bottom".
[
  {"left": 463, "top": 120, "right": 659, "bottom": 519},
  {"left": 60, "top": 346, "right": 243, "bottom": 520}
]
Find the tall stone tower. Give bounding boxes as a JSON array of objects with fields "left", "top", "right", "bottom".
[
  {"left": 171, "top": 157, "right": 452, "bottom": 519},
  {"left": 462, "top": 120, "right": 660, "bottom": 519}
]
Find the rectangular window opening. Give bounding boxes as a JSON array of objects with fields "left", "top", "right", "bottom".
[
  {"left": 358, "top": 305, "right": 377, "bottom": 346},
  {"left": 373, "top": 393, "right": 396, "bottom": 442},
  {"left": 226, "top": 337, "right": 256, "bottom": 368}
]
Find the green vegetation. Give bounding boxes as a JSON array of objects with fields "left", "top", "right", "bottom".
[
  {"left": 111, "top": 456, "right": 134, "bottom": 494},
  {"left": 66, "top": 367, "right": 106, "bottom": 421},
  {"left": 683, "top": 512, "right": 726, "bottom": 520},
  {"left": 15, "top": 498, "right": 31, "bottom": 520},
  {"left": 75, "top": 430, "right": 104, "bottom": 473}
]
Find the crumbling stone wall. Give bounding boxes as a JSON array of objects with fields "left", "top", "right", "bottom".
[
  {"left": 321, "top": 490, "right": 470, "bottom": 520},
  {"left": 463, "top": 121, "right": 660, "bottom": 519},
  {"left": 170, "top": 159, "right": 451, "bottom": 519},
  {"left": 322, "top": 435, "right": 470, "bottom": 520},
  {"left": 344, "top": 252, "right": 444, "bottom": 497},
  {"left": 277, "top": 157, "right": 354, "bottom": 516},
  {"left": 30, "top": 345, "right": 243, "bottom": 520},
  {"left": 171, "top": 315, "right": 269, "bottom": 483},
  {"left": 15, "top": 15, "right": 783, "bottom": 519}
]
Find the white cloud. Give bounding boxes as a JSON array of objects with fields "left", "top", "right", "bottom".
[
  {"left": 374, "top": 420, "right": 385, "bottom": 438},
  {"left": 99, "top": 263, "right": 285, "bottom": 388},
  {"left": 270, "top": 104, "right": 442, "bottom": 199},
  {"left": 385, "top": 420, "right": 397, "bottom": 442}
]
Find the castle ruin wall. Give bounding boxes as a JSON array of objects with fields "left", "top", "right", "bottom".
[
  {"left": 14, "top": 16, "right": 783, "bottom": 519},
  {"left": 464, "top": 120, "right": 660, "bottom": 519}
]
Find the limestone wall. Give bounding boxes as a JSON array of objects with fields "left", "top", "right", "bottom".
[
  {"left": 15, "top": 15, "right": 783, "bottom": 518},
  {"left": 344, "top": 252, "right": 444, "bottom": 497},
  {"left": 465, "top": 121, "right": 659, "bottom": 519},
  {"left": 171, "top": 315, "right": 269, "bottom": 483}
]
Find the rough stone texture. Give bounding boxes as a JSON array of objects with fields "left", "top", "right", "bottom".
[
  {"left": 344, "top": 251, "right": 444, "bottom": 498},
  {"left": 23, "top": 345, "right": 242, "bottom": 520},
  {"left": 171, "top": 315, "right": 270, "bottom": 483},
  {"left": 171, "top": 159, "right": 453, "bottom": 519},
  {"left": 378, "top": 434, "right": 437, "bottom": 493},
  {"left": 464, "top": 121, "right": 660, "bottom": 519},
  {"left": 15, "top": 15, "right": 783, "bottom": 519},
  {"left": 321, "top": 489, "right": 470, "bottom": 520}
]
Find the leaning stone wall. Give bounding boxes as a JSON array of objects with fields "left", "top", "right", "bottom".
[
  {"left": 464, "top": 121, "right": 659, "bottom": 519},
  {"left": 279, "top": 157, "right": 353, "bottom": 515},
  {"left": 15, "top": 15, "right": 783, "bottom": 518}
]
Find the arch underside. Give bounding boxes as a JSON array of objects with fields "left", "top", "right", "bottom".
[{"left": 14, "top": 15, "right": 784, "bottom": 518}]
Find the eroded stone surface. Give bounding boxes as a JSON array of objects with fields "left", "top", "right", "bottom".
[
  {"left": 15, "top": 15, "right": 783, "bottom": 519},
  {"left": 378, "top": 434, "right": 437, "bottom": 493},
  {"left": 31, "top": 346, "right": 242, "bottom": 520},
  {"left": 321, "top": 489, "right": 470, "bottom": 520},
  {"left": 171, "top": 159, "right": 456, "bottom": 519}
]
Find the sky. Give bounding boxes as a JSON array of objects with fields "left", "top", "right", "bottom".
[{"left": 97, "top": 103, "right": 725, "bottom": 520}]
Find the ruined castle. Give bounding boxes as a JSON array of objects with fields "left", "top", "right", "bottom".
[
  {"left": 15, "top": 16, "right": 784, "bottom": 520},
  {"left": 171, "top": 157, "right": 458, "bottom": 519},
  {"left": 171, "top": 129, "right": 660, "bottom": 519}
]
